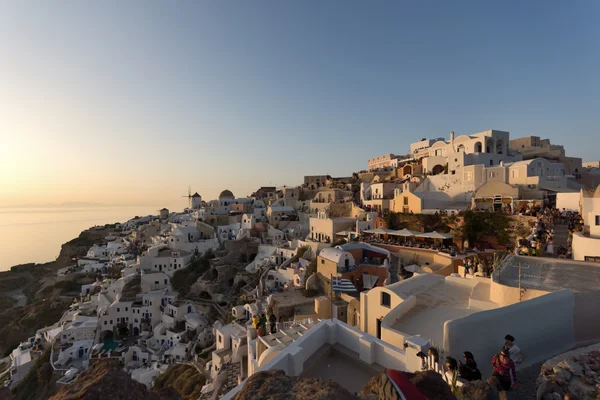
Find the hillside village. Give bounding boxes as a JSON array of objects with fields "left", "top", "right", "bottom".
[{"left": 5, "top": 129, "right": 600, "bottom": 400}]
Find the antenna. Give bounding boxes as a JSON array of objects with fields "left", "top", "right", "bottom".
[{"left": 182, "top": 186, "right": 192, "bottom": 211}]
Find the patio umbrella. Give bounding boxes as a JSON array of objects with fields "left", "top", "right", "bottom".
[
  {"left": 389, "top": 228, "right": 417, "bottom": 243},
  {"left": 390, "top": 228, "right": 418, "bottom": 237},
  {"left": 417, "top": 231, "right": 453, "bottom": 241}
]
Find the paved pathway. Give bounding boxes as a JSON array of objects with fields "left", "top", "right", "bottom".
[{"left": 553, "top": 223, "right": 569, "bottom": 251}]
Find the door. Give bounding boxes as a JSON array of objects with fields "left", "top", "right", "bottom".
[{"left": 376, "top": 318, "right": 382, "bottom": 339}]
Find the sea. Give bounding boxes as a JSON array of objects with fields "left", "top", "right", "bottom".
[{"left": 0, "top": 206, "right": 165, "bottom": 271}]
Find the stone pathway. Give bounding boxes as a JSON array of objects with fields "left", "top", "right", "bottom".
[
  {"left": 552, "top": 223, "right": 569, "bottom": 254},
  {"left": 510, "top": 361, "right": 545, "bottom": 400}
]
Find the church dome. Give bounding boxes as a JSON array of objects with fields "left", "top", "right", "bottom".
[{"left": 219, "top": 189, "right": 235, "bottom": 199}]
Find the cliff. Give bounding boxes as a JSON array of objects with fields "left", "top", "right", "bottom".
[{"left": 49, "top": 360, "right": 166, "bottom": 400}]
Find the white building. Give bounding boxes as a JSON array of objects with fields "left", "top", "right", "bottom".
[
  {"left": 150, "top": 249, "right": 193, "bottom": 277},
  {"left": 573, "top": 186, "right": 600, "bottom": 262}
]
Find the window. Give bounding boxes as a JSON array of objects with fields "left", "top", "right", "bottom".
[
  {"left": 403, "top": 197, "right": 408, "bottom": 205},
  {"left": 596, "top": 216, "right": 600, "bottom": 226},
  {"left": 125, "top": 307, "right": 128, "bottom": 312},
  {"left": 585, "top": 256, "right": 600, "bottom": 263},
  {"left": 321, "top": 259, "right": 325, "bottom": 264},
  {"left": 489, "top": 160, "right": 494, "bottom": 166},
  {"left": 117, "top": 308, "right": 120, "bottom": 312},
  {"left": 218, "top": 335, "right": 222, "bottom": 343},
  {"left": 155, "top": 281, "right": 159, "bottom": 285},
  {"left": 451, "top": 170, "right": 456, "bottom": 175},
  {"left": 104, "top": 321, "right": 107, "bottom": 325},
  {"left": 381, "top": 292, "right": 391, "bottom": 307},
  {"left": 489, "top": 172, "right": 495, "bottom": 178}
]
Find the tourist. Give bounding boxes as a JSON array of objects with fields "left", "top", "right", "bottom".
[
  {"left": 269, "top": 313, "right": 277, "bottom": 334},
  {"left": 503, "top": 334, "right": 525, "bottom": 364},
  {"left": 259, "top": 313, "right": 267, "bottom": 332},
  {"left": 427, "top": 347, "right": 440, "bottom": 370},
  {"left": 490, "top": 349, "right": 517, "bottom": 392},
  {"left": 416, "top": 351, "right": 428, "bottom": 371},
  {"left": 444, "top": 356, "right": 466, "bottom": 392},
  {"left": 458, "top": 351, "right": 482, "bottom": 381}
]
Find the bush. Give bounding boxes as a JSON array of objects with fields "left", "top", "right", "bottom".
[
  {"left": 152, "top": 364, "right": 206, "bottom": 400},
  {"left": 460, "top": 210, "right": 510, "bottom": 246}
]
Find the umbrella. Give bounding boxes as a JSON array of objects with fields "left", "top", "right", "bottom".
[
  {"left": 417, "top": 231, "right": 453, "bottom": 240},
  {"left": 390, "top": 228, "right": 418, "bottom": 237},
  {"left": 363, "top": 228, "right": 392, "bottom": 234}
]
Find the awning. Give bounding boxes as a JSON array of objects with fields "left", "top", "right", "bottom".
[
  {"left": 415, "top": 231, "right": 453, "bottom": 240},
  {"left": 389, "top": 228, "right": 418, "bottom": 237},
  {"left": 363, "top": 228, "right": 394, "bottom": 234},
  {"left": 362, "top": 274, "right": 379, "bottom": 289}
]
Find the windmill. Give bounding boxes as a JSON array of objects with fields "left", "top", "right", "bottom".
[{"left": 182, "top": 186, "right": 192, "bottom": 211}]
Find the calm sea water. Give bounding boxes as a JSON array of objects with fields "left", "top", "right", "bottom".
[{"left": 0, "top": 206, "right": 162, "bottom": 271}]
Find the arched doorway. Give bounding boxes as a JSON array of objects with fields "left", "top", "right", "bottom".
[
  {"left": 403, "top": 165, "right": 412, "bottom": 176},
  {"left": 474, "top": 142, "right": 482, "bottom": 153},
  {"left": 432, "top": 165, "right": 444, "bottom": 175}
]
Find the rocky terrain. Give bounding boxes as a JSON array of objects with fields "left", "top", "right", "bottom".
[
  {"left": 536, "top": 344, "right": 600, "bottom": 400},
  {"left": 151, "top": 364, "right": 206, "bottom": 400},
  {"left": 231, "top": 370, "right": 358, "bottom": 400},
  {"left": 48, "top": 360, "right": 167, "bottom": 400}
]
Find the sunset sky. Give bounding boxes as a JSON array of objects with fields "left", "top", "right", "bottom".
[{"left": 1, "top": 1, "right": 599, "bottom": 209}]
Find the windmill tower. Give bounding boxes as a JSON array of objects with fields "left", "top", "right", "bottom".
[{"left": 182, "top": 186, "right": 192, "bottom": 211}]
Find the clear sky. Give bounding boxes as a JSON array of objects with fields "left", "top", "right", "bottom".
[{"left": 1, "top": 1, "right": 598, "bottom": 209}]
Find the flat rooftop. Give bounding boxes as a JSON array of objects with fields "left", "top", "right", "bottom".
[
  {"left": 269, "top": 288, "right": 315, "bottom": 309},
  {"left": 300, "top": 343, "right": 383, "bottom": 394},
  {"left": 392, "top": 280, "right": 488, "bottom": 345},
  {"left": 496, "top": 255, "right": 600, "bottom": 293}
]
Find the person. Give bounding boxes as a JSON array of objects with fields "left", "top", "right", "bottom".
[
  {"left": 416, "top": 351, "right": 428, "bottom": 371},
  {"left": 491, "top": 349, "right": 517, "bottom": 392},
  {"left": 444, "top": 357, "right": 467, "bottom": 393},
  {"left": 252, "top": 314, "right": 260, "bottom": 329},
  {"left": 503, "top": 334, "right": 525, "bottom": 364},
  {"left": 269, "top": 313, "right": 277, "bottom": 334},
  {"left": 427, "top": 347, "right": 440, "bottom": 370},
  {"left": 458, "top": 351, "right": 482, "bottom": 381},
  {"left": 259, "top": 313, "right": 267, "bottom": 330}
]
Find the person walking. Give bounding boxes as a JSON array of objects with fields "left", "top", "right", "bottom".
[
  {"left": 503, "top": 334, "right": 525, "bottom": 364},
  {"left": 491, "top": 349, "right": 517, "bottom": 392}
]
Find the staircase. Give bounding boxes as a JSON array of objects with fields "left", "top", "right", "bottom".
[{"left": 214, "top": 361, "right": 242, "bottom": 398}]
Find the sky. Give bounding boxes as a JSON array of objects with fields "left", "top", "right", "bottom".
[{"left": 0, "top": 1, "right": 598, "bottom": 209}]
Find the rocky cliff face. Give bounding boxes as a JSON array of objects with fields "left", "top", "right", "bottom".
[
  {"left": 49, "top": 360, "right": 166, "bottom": 400},
  {"left": 537, "top": 344, "right": 600, "bottom": 400},
  {"left": 231, "top": 370, "right": 358, "bottom": 400}
]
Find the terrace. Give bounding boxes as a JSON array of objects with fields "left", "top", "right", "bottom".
[{"left": 300, "top": 343, "right": 384, "bottom": 394}]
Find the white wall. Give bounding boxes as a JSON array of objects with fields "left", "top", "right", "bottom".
[
  {"left": 444, "top": 290, "right": 575, "bottom": 378},
  {"left": 556, "top": 192, "right": 580, "bottom": 212},
  {"left": 572, "top": 232, "right": 600, "bottom": 261}
]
